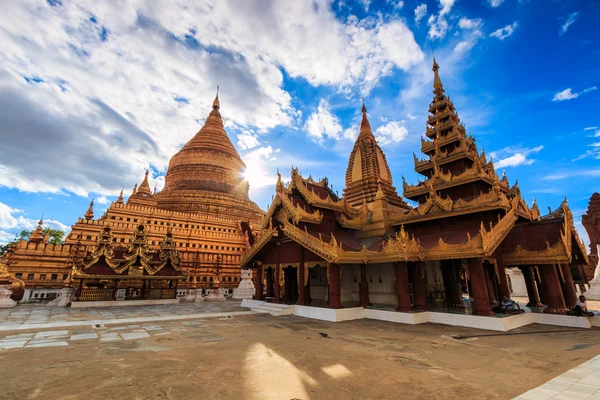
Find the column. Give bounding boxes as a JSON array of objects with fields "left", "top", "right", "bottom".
[
  {"left": 559, "top": 264, "right": 577, "bottom": 309},
  {"left": 410, "top": 262, "right": 429, "bottom": 310},
  {"left": 519, "top": 266, "right": 543, "bottom": 307},
  {"left": 297, "top": 248, "right": 306, "bottom": 305},
  {"left": 539, "top": 264, "right": 568, "bottom": 314},
  {"left": 358, "top": 263, "right": 370, "bottom": 307},
  {"left": 274, "top": 243, "right": 281, "bottom": 303},
  {"left": 395, "top": 262, "right": 413, "bottom": 312},
  {"left": 496, "top": 254, "right": 511, "bottom": 299},
  {"left": 442, "top": 262, "right": 462, "bottom": 308},
  {"left": 484, "top": 264, "right": 497, "bottom": 304},
  {"left": 253, "top": 262, "right": 263, "bottom": 300},
  {"left": 534, "top": 267, "right": 548, "bottom": 305},
  {"left": 266, "top": 268, "right": 274, "bottom": 298},
  {"left": 467, "top": 258, "right": 494, "bottom": 316},
  {"left": 328, "top": 263, "right": 342, "bottom": 308}
]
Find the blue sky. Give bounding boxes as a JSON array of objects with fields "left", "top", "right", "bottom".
[{"left": 0, "top": 0, "right": 598, "bottom": 247}]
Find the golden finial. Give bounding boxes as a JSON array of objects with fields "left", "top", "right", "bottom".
[
  {"left": 84, "top": 199, "right": 94, "bottom": 220},
  {"left": 213, "top": 86, "right": 220, "bottom": 110},
  {"left": 359, "top": 100, "right": 373, "bottom": 138}
]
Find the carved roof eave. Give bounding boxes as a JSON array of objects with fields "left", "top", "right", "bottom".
[
  {"left": 335, "top": 213, "right": 362, "bottom": 230},
  {"left": 390, "top": 188, "right": 511, "bottom": 226},
  {"left": 260, "top": 193, "right": 323, "bottom": 230},
  {"left": 480, "top": 208, "right": 518, "bottom": 255},
  {"left": 503, "top": 241, "right": 570, "bottom": 266},
  {"left": 415, "top": 149, "right": 476, "bottom": 173},
  {"left": 404, "top": 170, "right": 496, "bottom": 199},
  {"left": 240, "top": 226, "right": 278, "bottom": 268},
  {"left": 389, "top": 204, "right": 510, "bottom": 226},
  {"left": 289, "top": 169, "right": 359, "bottom": 215}
]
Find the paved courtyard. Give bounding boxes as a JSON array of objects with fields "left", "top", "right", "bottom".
[{"left": 0, "top": 301, "right": 599, "bottom": 399}]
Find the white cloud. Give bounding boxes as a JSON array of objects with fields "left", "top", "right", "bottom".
[
  {"left": 491, "top": 145, "right": 544, "bottom": 168},
  {"left": 359, "top": 0, "right": 371, "bottom": 12},
  {"left": 427, "top": 0, "right": 455, "bottom": 40},
  {"left": 407, "top": 113, "right": 417, "bottom": 120},
  {"left": 542, "top": 168, "right": 600, "bottom": 181},
  {"left": 414, "top": 4, "right": 427, "bottom": 24},
  {"left": 458, "top": 17, "right": 483, "bottom": 30},
  {"left": 237, "top": 131, "right": 260, "bottom": 150},
  {"left": 552, "top": 86, "right": 597, "bottom": 102},
  {"left": 560, "top": 12, "right": 579, "bottom": 36},
  {"left": 0, "top": 230, "right": 16, "bottom": 245},
  {"left": 0, "top": 0, "right": 424, "bottom": 199},
  {"left": 490, "top": 21, "right": 518, "bottom": 40},
  {"left": 0, "top": 201, "right": 69, "bottom": 242},
  {"left": 488, "top": 0, "right": 505, "bottom": 7},
  {"left": 392, "top": 1, "right": 404, "bottom": 9},
  {"left": 304, "top": 100, "right": 343, "bottom": 144},
  {"left": 584, "top": 126, "right": 598, "bottom": 131},
  {"left": 374, "top": 121, "right": 408, "bottom": 145}
]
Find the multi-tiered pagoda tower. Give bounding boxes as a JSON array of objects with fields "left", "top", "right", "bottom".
[
  {"left": 240, "top": 59, "right": 588, "bottom": 317},
  {"left": 1, "top": 93, "right": 264, "bottom": 302}
]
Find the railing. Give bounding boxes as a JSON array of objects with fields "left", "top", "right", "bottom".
[
  {"left": 147, "top": 288, "right": 176, "bottom": 299},
  {"left": 78, "top": 288, "right": 113, "bottom": 301}
]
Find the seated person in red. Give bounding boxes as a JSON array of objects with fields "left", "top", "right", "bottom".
[
  {"left": 501, "top": 296, "right": 524, "bottom": 314},
  {"left": 572, "top": 295, "right": 594, "bottom": 317}
]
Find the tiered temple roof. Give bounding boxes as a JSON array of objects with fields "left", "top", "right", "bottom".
[
  {"left": 344, "top": 104, "right": 409, "bottom": 209},
  {"left": 240, "top": 59, "right": 588, "bottom": 271}
]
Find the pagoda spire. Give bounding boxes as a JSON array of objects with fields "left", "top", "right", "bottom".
[
  {"left": 29, "top": 217, "right": 44, "bottom": 243},
  {"left": 116, "top": 189, "right": 124, "bottom": 204},
  {"left": 432, "top": 57, "right": 444, "bottom": 94},
  {"left": 131, "top": 183, "right": 137, "bottom": 197},
  {"left": 137, "top": 170, "right": 152, "bottom": 195},
  {"left": 84, "top": 199, "right": 94, "bottom": 220},
  {"left": 358, "top": 102, "right": 374, "bottom": 140},
  {"left": 206, "top": 88, "right": 223, "bottom": 126}
]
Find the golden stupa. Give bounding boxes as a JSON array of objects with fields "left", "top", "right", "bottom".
[
  {"left": 1, "top": 92, "right": 265, "bottom": 297},
  {"left": 156, "top": 92, "right": 263, "bottom": 219}
]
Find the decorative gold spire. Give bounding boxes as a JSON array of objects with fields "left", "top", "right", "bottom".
[
  {"left": 206, "top": 89, "right": 223, "bottom": 126},
  {"left": 84, "top": 200, "right": 94, "bottom": 220},
  {"left": 432, "top": 57, "right": 444, "bottom": 94},
  {"left": 359, "top": 102, "right": 374, "bottom": 139},
  {"left": 116, "top": 189, "right": 124, "bottom": 204},
  {"left": 213, "top": 87, "right": 220, "bottom": 109},
  {"left": 131, "top": 183, "right": 137, "bottom": 197},
  {"left": 29, "top": 218, "right": 44, "bottom": 243},
  {"left": 137, "top": 170, "right": 152, "bottom": 195}
]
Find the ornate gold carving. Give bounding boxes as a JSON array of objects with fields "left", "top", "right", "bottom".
[
  {"left": 480, "top": 209, "right": 518, "bottom": 254},
  {"left": 240, "top": 226, "right": 278, "bottom": 268},
  {"left": 504, "top": 241, "right": 569, "bottom": 266}
]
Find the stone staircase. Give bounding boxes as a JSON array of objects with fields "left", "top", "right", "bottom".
[{"left": 250, "top": 302, "right": 295, "bottom": 316}]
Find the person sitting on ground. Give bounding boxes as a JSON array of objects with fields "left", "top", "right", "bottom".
[
  {"left": 501, "top": 295, "right": 524, "bottom": 314},
  {"left": 572, "top": 295, "right": 594, "bottom": 317}
]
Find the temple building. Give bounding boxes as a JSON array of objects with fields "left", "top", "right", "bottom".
[
  {"left": 583, "top": 192, "right": 600, "bottom": 280},
  {"left": 0, "top": 93, "right": 264, "bottom": 303},
  {"left": 241, "top": 59, "right": 589, "bottom": 316}
]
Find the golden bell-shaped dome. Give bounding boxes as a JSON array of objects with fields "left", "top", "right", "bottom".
[{"left": 155, "top": 92, "right": 263, "bottom": 221}]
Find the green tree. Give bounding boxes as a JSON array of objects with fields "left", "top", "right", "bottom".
[
  {"left": 18, "top": 230, "right": 32, "bottom": 241},
  {"left": 42, "top": 228, "right": 65, "bottom": 244},
  {"left": 0, "top": 242, "right": 11, "bottom": 258}
]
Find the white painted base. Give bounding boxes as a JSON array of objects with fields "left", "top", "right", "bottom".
[
  {"left": 241, "top": 301, "right": 595, "bottom": 332},
  {"left": 232, "top": 287, "right": 254, "bottom": 300},
  {"left": 0, "top": 286, "right": 16, "bottom": 309},
  {"left": 72, "top": 299, "right": 180, "bottom": 308},
  {"left": 293, "top": 305, "right": 364, "bottom": 322},
  {"left": 204, "top": 288, "right": 226, "bottom": 302}
]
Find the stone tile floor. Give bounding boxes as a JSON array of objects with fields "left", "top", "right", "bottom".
[
  {"left": 514, "top": 355, "right": 600, "bottom": 400},
  {"left": 0, "top": 317, "right": 252, "bottom": 349},
  {"left": 0, "top": 300, "right": 250, "bottom": 331}
]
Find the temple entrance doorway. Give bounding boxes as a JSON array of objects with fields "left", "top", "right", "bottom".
[
  {"left": 308, "top": 265, "right": 327, "bottom": 306},
  {"left": 283, "top": 265, "right": 298, "bottom": 304}
]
